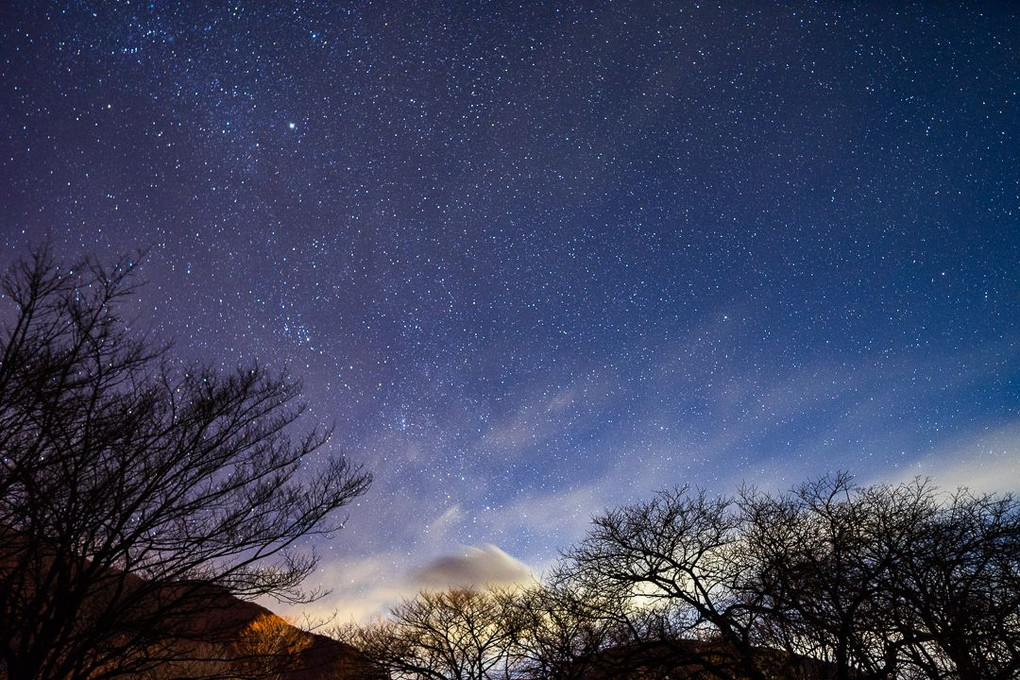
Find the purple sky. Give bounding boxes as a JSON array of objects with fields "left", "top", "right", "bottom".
[{"left": 2, "top": 2, "right": 1017, "bottom": 620}]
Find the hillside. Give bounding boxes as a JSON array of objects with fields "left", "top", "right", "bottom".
[
  {"left": 0, "top": 536, "right": 381, "bottom": 680},
  {"left": 154, "top": 584, "right": 382, "bottom": 680}
]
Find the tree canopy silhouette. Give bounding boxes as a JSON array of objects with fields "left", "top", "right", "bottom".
[
  {"left": 556, "top": 474, "right": 1020, "bottom": 680},
  {"left": 0, "top": 248, "right": 371, "bottom": 680},
  {"left": 335, "top": 477, "right": 1017, "bottom": 680}
]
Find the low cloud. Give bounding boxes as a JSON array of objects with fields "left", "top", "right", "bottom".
[
  {"left": 279, "top": 544, "right": 537, "bottom": 624},
  {"left": 411, "top": 544, "right": 534, "bottom": 590}
]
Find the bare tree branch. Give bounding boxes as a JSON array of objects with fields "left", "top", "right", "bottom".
[{"left": 0, "top": 247, "right": 371, "bottom": 680}]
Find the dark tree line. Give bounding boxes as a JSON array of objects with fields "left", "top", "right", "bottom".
[
  {"left": 341, "top": 474, "right": 1019, "bottom": 680},
  {"left": 0, "top": 249, "right": 371, "bottom": 680}
]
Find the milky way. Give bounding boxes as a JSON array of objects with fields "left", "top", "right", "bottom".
[{"left": 2, "top": 2, "right": 1018, "bottom": 619}]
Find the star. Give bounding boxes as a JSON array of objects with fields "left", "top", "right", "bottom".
[{"left": 1, "top": 0, "right": 1017, "bottom": 624}]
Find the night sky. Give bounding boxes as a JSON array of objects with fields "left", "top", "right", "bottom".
[{"left": 2, "top": 2, "right": 1018, "bottom": 620}]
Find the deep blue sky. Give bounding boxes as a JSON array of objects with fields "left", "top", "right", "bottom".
[{"left": 2, "top": 2, "right": 1018, "bottom": 619}]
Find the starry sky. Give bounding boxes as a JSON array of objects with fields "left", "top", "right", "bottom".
[{"left": 2, "top": 2, "right": 1018, "bottom": 620}]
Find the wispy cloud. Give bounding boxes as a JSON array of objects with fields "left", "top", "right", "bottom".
[
  {"left": 423, "top": 504, "right": 465, "bottom": 546},
  {"left": 287, "top": 324, "right": 1020, "bottom": 626},
  {"left": 481, "top": 385, "right": 584, "bottom": 453},
  {"left": 879, "top": 419, "right": 1020, "bottom": 494}
]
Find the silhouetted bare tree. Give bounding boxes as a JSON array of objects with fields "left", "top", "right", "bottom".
[
  {"left": 338, "top": 587, "right": 524, "bottom": 680},
  {"left": 555, "top": 475, "right": 1020, "bottom": 680},
  {"left": 739, "top": 474, "right": 934, "bottom": 680},
  {"left": 740, "top": 475, "right": 1020, "bottom": 680},
  {"left": 887, "top": 488, "right": 1020, "bottom": 680},
  {"left": 556, "top": 486, "right": 780, "bottom": 680},
  {"left": 0, "top": 248, "right": 371, "bottom": 680},
  {"left": 508, "top": 582, "right": 627, "bottom": 680}
]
